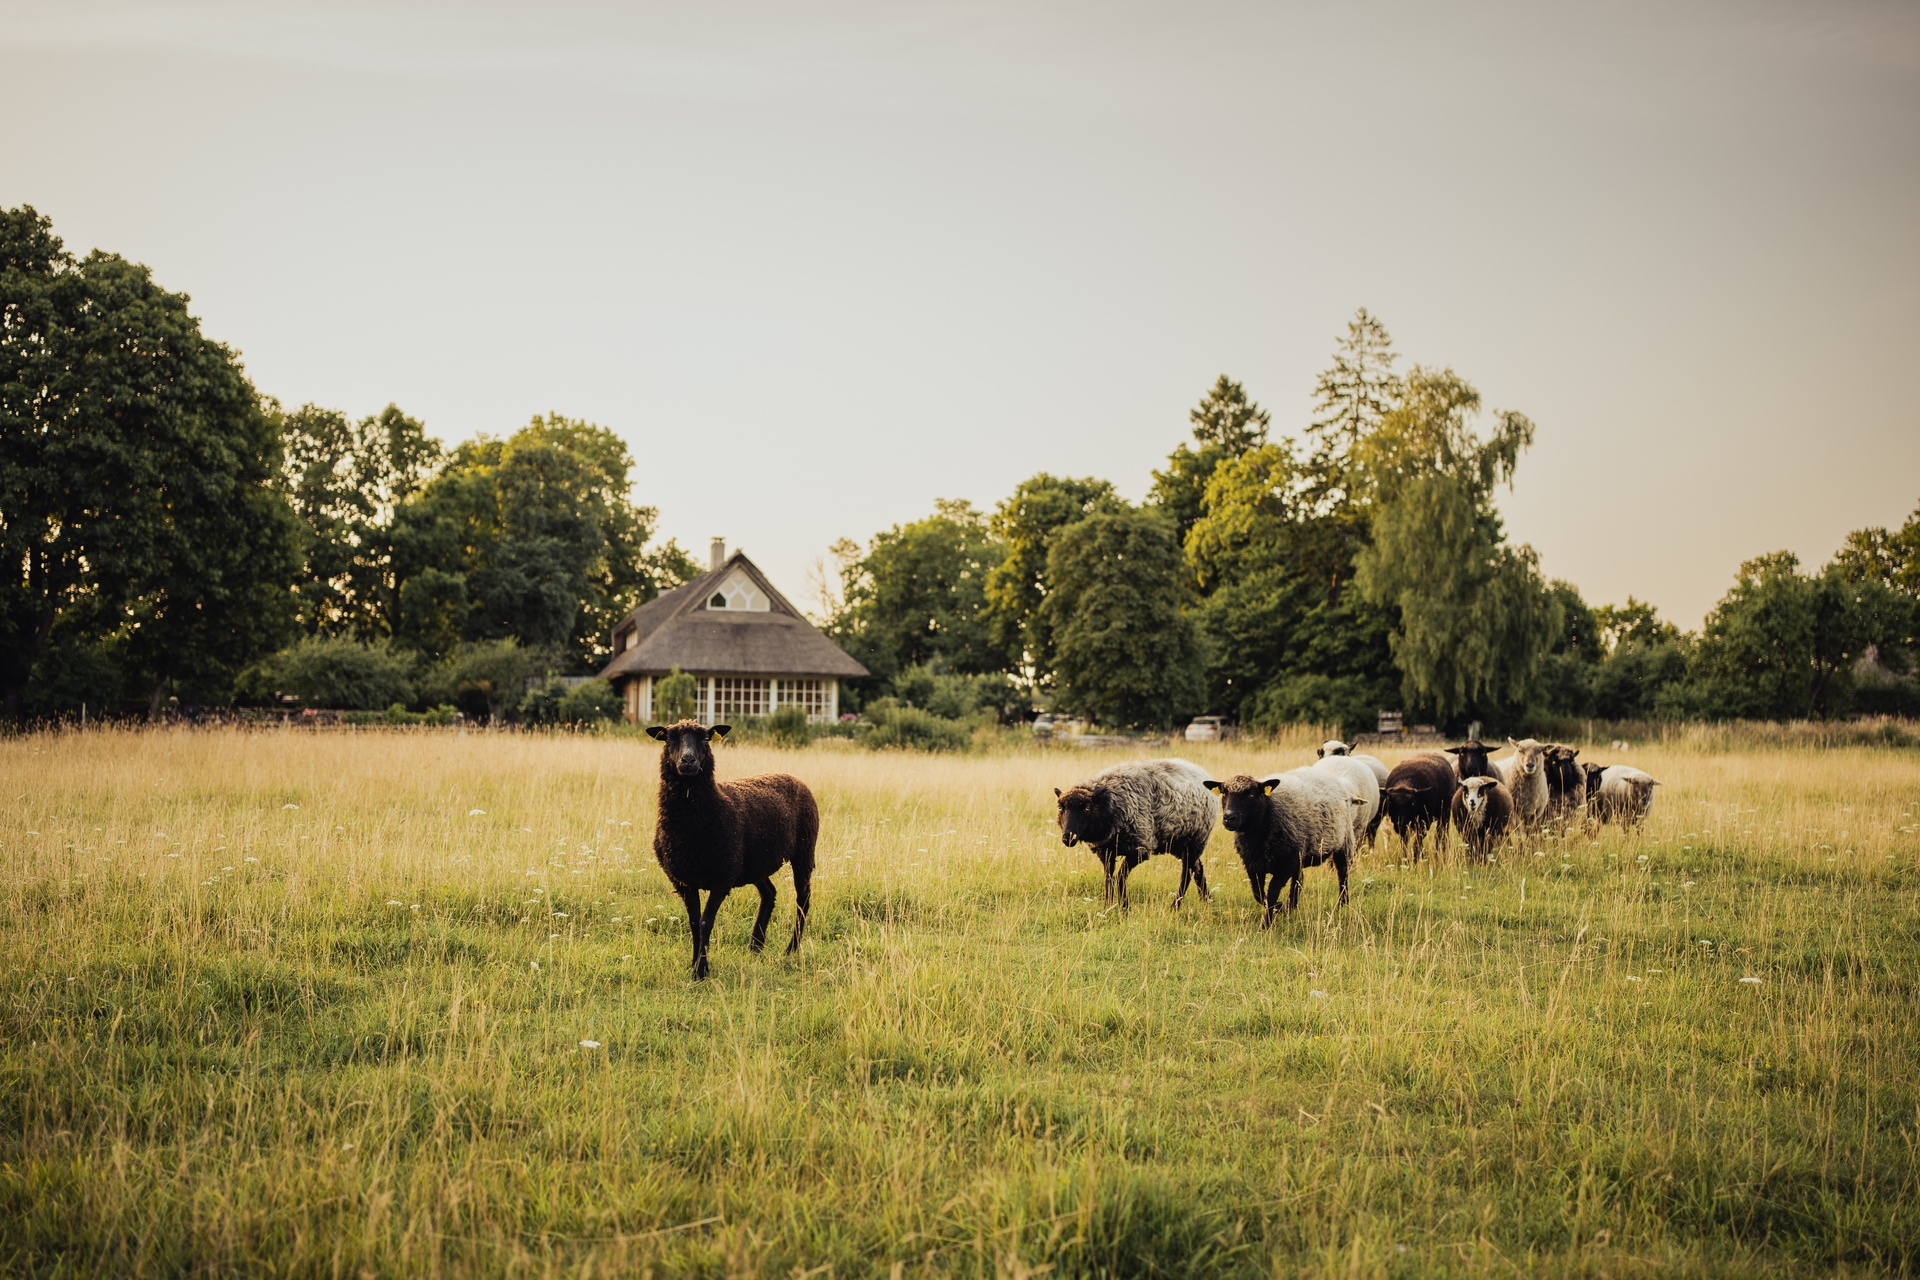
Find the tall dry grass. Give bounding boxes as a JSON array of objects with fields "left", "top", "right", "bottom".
[{"left": 2, "top": 727, "right": 1916, "bottom": 1277}]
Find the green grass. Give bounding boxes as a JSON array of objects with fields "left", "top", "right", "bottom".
[{"left": 2, "top": 729, "right": 1917, "bottom": 1277}]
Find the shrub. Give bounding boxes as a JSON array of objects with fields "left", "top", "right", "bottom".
[
  {"left": 864, "top": 700, "right": 971, "bottom": 752},
  {"left": 889, "top": 663, "right": 1022, "bottom": 723},
  {"left": 341, "top": 703, "right": 458, "bottom": 727},
  {"left": 653, "top": 667, "right": 697, "bottom": 724},
  {"left": 766, "top": 705, "right": 811, "bottom": 747},
  {"left": 451, "top": 640, "right": 544, "bottom": 722},
  {"left": 241, "top": 637, "right": 417, "bottom": 710},
  {"left": 558, "top": 678, "right": 620, "bottom": 725},
  {"left": 518, "top": 677, "right": 569, "bottom": 726}
]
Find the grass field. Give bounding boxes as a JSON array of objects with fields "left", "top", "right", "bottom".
[{"left": 3, "top": 728, "right": 1917, "bottom": 1278}]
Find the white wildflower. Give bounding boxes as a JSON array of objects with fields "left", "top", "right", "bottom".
[
  {"left": 468, "top": 809, "right": 486, "bottom": 816},
  {"left": 580, "top": 1039, "right": 601, "bottom": 1049}
]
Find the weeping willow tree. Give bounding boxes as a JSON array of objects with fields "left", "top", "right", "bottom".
[{"left": 1353, "top": 368, "right": 1561, "bottom": 723}]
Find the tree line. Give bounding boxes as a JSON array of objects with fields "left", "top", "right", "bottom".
[
  {"left": 819, "top": 312, "right": 1920, "bottom": 733},
  {"left": 2, "top": 206, "right": 691, "bottom": 722},
  {"left": 6, "top": 202, "right": 1916, "bottom": 731}
]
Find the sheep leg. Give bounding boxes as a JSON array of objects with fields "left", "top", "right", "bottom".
[
  {"left": 1247, "top": 866, "right": 1266, "bottom": 906},
  {"left": 1287, "top": 871, "right": 1302, "bottom": 914},
  {"left": 786, "top": 863, "right": 811, "bottom": 955},
  {"left": 1333, "top": 846, "right": 1350, "bottom": 906},
  {"left": 1191, "top": 857, "right": 1212, "bottom": 903},
  {"left": 693, "top": 885, "right": 731, "bottom": 979},
  {"left": 1115, "top": 859, "right": 1136, "bottom": 913},
  {"left": 1173, "top": 858, "right": 1193, "bottom": 907},
  {"left": 1261, "top": 876, "right": 1280, "bottom": 930},
  {"left": 748, "top": 878, "right": 777, "bottom": 952},
  {"left": 1100, "top": 853, "right": 1116, "bottom": 905},
  {"left": 676, "top": 886, "right": 705, "bottom": 978}
]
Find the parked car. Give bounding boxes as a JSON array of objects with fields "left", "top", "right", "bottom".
[
  {"left": 1184, "top": 716, "right": 1229, "bottom": 742},
  {"left": 1031, "top": 714, "right": 1055, "bottom": 738}
]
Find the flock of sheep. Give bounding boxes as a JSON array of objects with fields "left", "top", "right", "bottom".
[
  {"left": 643, "top": 719, "right": 1662, "bottom": 978},
  {"left": 1056, "top": 739, "right": 1662, "bottom": 928}
]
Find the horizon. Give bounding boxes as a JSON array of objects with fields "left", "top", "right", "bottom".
[{"left": 4, "top": 0, "right": 1917, "bottom": 629}]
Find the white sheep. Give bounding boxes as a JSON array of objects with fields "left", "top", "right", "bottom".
[
  {"left": 1316, "top": 739, "right": 1390, "bottom": 789},
  {"left": 1492, "top": 737, "right": 1550, "bottom": 830},
  {"left": 1309, "top": 754, "right": 1382, "bottom": 846}
]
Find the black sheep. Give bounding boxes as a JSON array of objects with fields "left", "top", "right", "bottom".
[
  {"left": 1204, "top": 772, "right": 1353, "bottom": 927},
  {"left": 1378, "top": 752, "right": 1457, "bottom": 860},
  {"left": 648, "top": 720, "right": 817, "bottom": 979},
  {"left": 1544, "top": 745, "right": 1585, "bottom": 822},
  {"left": 1444, "top": 739, "right": 1495, "bottom": 779}
]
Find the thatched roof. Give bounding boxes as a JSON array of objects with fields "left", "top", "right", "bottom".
[{"left": 598, "top": 552, "right": 868, "bottom": 681}]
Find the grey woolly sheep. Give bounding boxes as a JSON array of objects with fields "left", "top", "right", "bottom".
[
  {"left": 1204, "top": 769, "right": 1356, "bottom": 926},
  {"left": 1309, "top": 754, "right": 1382, "bottom": 846},
  {"left": 1053, "top": 757, "right": 1219, "bottom": 911},
  {"left": 1597, "top": 765, "right": 1661, "bottom": 827}
]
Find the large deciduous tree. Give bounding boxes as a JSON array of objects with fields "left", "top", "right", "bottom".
[
  {"left": 1150, "top": 375, "right": 1270, "bottom": 542},
  {"left": 278, "top": 401, "right": 440, "bottom": 637},
  {"left": 1353, "top": 367, "right": 1559, "bottom": 723},
  {"left": 824, "top": 499, "right": 1006, "bottom": 689},
  {"left": 1043, "top": 509, "right": 1202, "bottom": 728},
  {"left": 389, "top": 416, "right": 691, "bottom": 666},
  {"left": 983, "top": 473, "right": 1124, "bottom": 688},
  {"left": 0, "top": 205, "right": 299, "bottom": 717}
]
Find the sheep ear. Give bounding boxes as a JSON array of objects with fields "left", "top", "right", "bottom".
[
  {"left": 1566, "top": 748, "right": 1579, "bottom": 760},
  {"left": 1315, "top": 747, "right": 1326, "bottom": 758},
  {"left": 646, "top": 726, "right": 668, "bottom": 741},
  {"left": 1261, "top": 780, "right": 1278, "bottom": 795},
  {"left": 1202, "top": 779, "right": 1222, "bottom": 793},
  {"left": 710, "top": 724, "right": 731, "bottom": 739},
  {"left": 1054, "top": 787, "right": 1063, "bottom": 798},
  {"left": 1508, "top": 736, "right": 1519, "bottom": 749},
  {"left": 1443, "top": 745, "right": 1461, "bottom": 754}
]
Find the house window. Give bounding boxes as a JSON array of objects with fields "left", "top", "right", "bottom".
[
  {"left": 711, "top": 677, "right": 768, "bottom": 720},
  {"left": 703, "top": 569, "right": 769, "bottom": 612},
  {"left": 778, "top": 678, "right": 832, "bottom": 724}
]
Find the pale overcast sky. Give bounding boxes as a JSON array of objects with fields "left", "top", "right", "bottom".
[{"left": 4, "top": 0, "right": 1917, "bottom": 627}]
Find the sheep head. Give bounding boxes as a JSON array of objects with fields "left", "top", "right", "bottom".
[
  {"left": 1053, "top": 784, "right": 1113, "bottom": 848},
  {"left": 1203, "top": 775, "right": 1275, "bottom": 833},
  {"left": 648, "top": 719, "right": 731, "bottom": 778},
  {"left": 1506, "top": 737, "right": 1546, "bottom": 776},
  {"left": 1457, "top": 775, "right": 1498, "bottom": 816},
  {"left": 1317, "top": 740, "right": 1351, "bottom": 758}
]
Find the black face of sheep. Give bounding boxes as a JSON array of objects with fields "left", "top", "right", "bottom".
[
  {"left": 1053, "top": 785, "right": 1113, "bottom": 848},
  {"left": 1445, "top": 739, "right": 1494, "bottom": 778},
  {"left": 1206, "top": 776, "right": 1276, "bottom": 832},
  {"left": 648, "top": 721, "right": 732, "bottom": 776}
]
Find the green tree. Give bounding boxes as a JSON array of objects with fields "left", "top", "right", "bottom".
[
  {"left": 1149, "top": 375, "right": 1270, "bottom": 541},
  {"left": 390, "top": 418, "right": 691, "bottom": 667},
  {"left": 1684, "top": 553, "right": 1908, "bottom": 719},
  {"left": 1303, "top": 308, "right": 1401, "bottom": 511},
  {"left": 1043, "top": 509, "right": 1203, "bottom": 728},
  {"left": 1353, "top": 367, "right": 1559, "bottom": 723},
  {"left": 652, "top": 667, "right": 697, "bottom": 723},
  {"left": 277, "top": 401, "right": 441, "bottom": 637},
  {"left": 1184, "top": 442, "right": 1396, "bottom": 731},
  {"left": 0, "top": 205, "right": 300, "bottom": 718},
  {"left": 1595, "top": 597, "right": 1680, "bottom": 651},
  {"left": 983, "top": 473, "right": 1123, "bottom": 686},
  {"left": 825, "top": 499, "right": 1007, "bottom": 687},
  {"left": 239, "top": 636, "right": 418, "bottom": 710}
]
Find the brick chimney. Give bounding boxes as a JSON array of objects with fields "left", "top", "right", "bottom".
[{"left": 710, "top": 537, "right": 726, "bottom": 571}]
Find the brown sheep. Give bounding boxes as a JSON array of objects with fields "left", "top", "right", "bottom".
[
  {"left": 1379, "top": 752, "right": 1457, "bottom": 860},
  {"left": 648, "top": 720, "right": 817, "bottom": 979},
  {"left": 1451, "top": 775, "right": 1514, "bottom": 860}
]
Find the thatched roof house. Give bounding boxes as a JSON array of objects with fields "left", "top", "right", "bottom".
[{"left": 598, "top": 539, "right": 867, "bottom": 725}]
